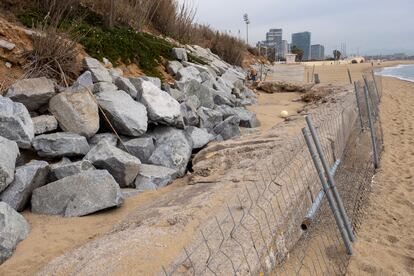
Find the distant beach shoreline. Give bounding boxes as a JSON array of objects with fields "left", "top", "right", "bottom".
[{"left": 375, "top": 64, "right": 414, "bottom": 83}]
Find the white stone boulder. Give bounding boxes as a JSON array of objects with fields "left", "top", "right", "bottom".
[
  {"left": 6, "top": 77, "right": 55, "bottom": 111},
  {"left": 0, "top": 137, "right": 19, "bottom": 193},
  {"left": 96, "top": 90, "right": 148, "bottom": 137},
  {"left": 49, "top": 89, "right": 100, "bottom": 138},
  {"left": 139, "top": 81, "right": 182, "bottom": 126},
  {"left": 83, "top": 57, "right": 112, "bottom": 83},
  {"left": 0, "top": 96, "right": 34, "bottom": 149},
  {"left": 172, "top": 48, "right": 188, "bottom": 62},
  {"left": 115, "top": 77, "right": 138, "bottom": 99},
  {"left": 32, "top": 115, "right": 58, "bottom": 135}
]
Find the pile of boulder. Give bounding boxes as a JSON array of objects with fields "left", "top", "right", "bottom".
[{"left": 0, "top": 45, "right": 259, "bottom": 263}]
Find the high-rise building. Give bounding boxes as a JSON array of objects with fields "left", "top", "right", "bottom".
[
  {"left": 278, "top": 40, "right": 289, "bottom": 59},
  {"left": 266, "top": 28, "right": 282, "bottom": 48},
  {"left": 311, "top": 44, "right": 325, "bottom": 60},
  {"left": 291, "top": 32, "right": 311, "bottom": 60}
]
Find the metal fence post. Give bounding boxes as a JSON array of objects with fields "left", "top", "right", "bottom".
[
  {"left": 353, "top": 82, "right": 364, "bottom": 130},
  {"left": 347, "top": 68, "right": 352, "bottom": 84},
  {"left": 305, "top": 116, "right": 356, "bottom": 243},
  {"left": 302, "top": 127, "right": 353, "bottom": 255},
  {"left": 363, "top": 85, "right": 379, "bottom": 169},
  {"left": 371, "top": 70, "right": 381, "bottom": 100}
]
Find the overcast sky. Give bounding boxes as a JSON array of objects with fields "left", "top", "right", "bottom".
[{"left": 180, "top": 0, "right": 414, "bottom": 56}]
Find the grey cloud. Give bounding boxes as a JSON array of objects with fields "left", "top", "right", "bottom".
[{"left": 180, "top": 0, "right": 414, "bottom": 55}]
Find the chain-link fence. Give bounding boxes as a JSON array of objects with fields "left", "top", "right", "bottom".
[{"left": 161, "top": 72, "right": 383, "bottom": 276}]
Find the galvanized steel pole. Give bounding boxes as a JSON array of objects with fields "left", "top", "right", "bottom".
[
  {"left": 305, "top": 116, "right": 356, "bottom": 243},
  {"left": 371, "top": 70, "right": 381, "bottom": 101},
  {"left": 363, "top": 85, "right": 380, "bottom": 169},
  {"left": 354, "top": 82, "right": 364, "bottom": 130},
  {"left": 302, "top": 128, "right": 353, "bottom": 255}
]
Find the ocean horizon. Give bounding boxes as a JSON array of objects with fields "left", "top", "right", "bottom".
[{"left": 376, "top": 64, "right": 414, "bottom": 83}]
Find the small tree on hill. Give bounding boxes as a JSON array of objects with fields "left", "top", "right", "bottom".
[{"left": 291, "top": 46, "right": 304, "bottom": 61}]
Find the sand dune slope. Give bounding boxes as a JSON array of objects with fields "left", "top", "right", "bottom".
[{"left": 347, "top": 77, "right": 414, "bottom": 275}]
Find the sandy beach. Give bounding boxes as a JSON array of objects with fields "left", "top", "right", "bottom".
[
  {"left": 346, "top": 76, "right": 414, "bottom": 275},
  {"left": 312, "top": 61, "right": 414, "bottom": 275}
]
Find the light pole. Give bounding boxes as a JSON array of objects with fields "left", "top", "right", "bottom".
[{"left": 243, "top": 14, "right": 250, "bottom": 45}]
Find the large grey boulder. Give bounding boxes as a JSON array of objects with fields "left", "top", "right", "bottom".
[
  {"left": 180, "top": 103, "right": 199, "bottom": 127},
  {"left": 49, "top": 89, "right": 99, "bottom": 138},
  {"left": 233, "top": 108, "right": 261, "bottom": 128},
  {"left": 182, "top": 61, "right": 217, "bottom": 79},
  {"left": 148, "top": 127, "right": 193, "bottom": 177},
  {"left": 172, "top": 48, "right": 188, "bottom": 62},
  {"left": 72, "top": 71, "right": 94, "bottom": 91},
  {"left": 177, "top": 66, "right": 202, "bottom": 82},
  {"left": 197, "top": 107, "right": 223, "bottom": 132},
  {"left": 0, "top": 202, "right": 30, "bottom": 264},
  {"left": 214, "top": 105, "right": 237, "bottom": 119},
  {"left": 139, "top": 81, "right": 182, "bottom": 126},
  {"left": 32, "top": 115, "right": 58, "bottom": 135},
  {"left": 140, "top": 76, "right": 162, "bottom": 89},
  {"left": 89, "top": 133, "right": 118, "bottom": 148},
  {"left": 120, "top": 137, "right": 154, "bottom": 164},
  {"left": 186, "top": 126, "right": 214, "bottom": 149},
  {"left": 0, "top": 137, "right": 19, "bottom": 193},
  {"left": 170, "top": 89, "right": 186, "bottom": 102},
  {"left": 96, "top": 90, "right": 148, "bottom": 137},
  {"left": 215, "top": 77, "right": 233, "bottom": 94},
  {"left": 221, "top": 69, "right": 246, "bottom": 85},
  {"left": 49, "top": 160, "right": 95, "bottom": 182},
  {"left": 213, "top": 115, "right": 241, "bottom": 140},
  {"left": 115, "top": 77, "right": 138, "bottom": 99},
  {"left": 0, "top": 96, "right": 34, "bottom": 149},
  {"left": 84, "top": 141, "right": 140, "bottom": 188},
  {"left": 167, "top": 60, "right": 183, "bottom": 76},
  {"left": 83, "top": 57, "right": 112, "bottom": 83},
  {"left": 31, "top": 170, "right": 123, "bottom": 217},
  {"left": 176, "top": 80, "right": 214, "bottom": 109},
  {"left": 134, "top": 164, "right": 178, "bottom": 191},
  {"left": 212, "top": 90, "right": 236, "bottom": 107},
  {"left": 0, "top": 160, "right": 49, "bottom": 211},
  {"left": 32, "top": 133, "right": 90, "bottom": 158},
  {"left": 93, "top": 82, "right": 118, "bottom": 94},
  {"left": 6, "top": 77, "right": 55, "bottom": 111}
]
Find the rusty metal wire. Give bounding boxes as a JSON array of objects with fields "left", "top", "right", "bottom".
[{"left": 162, "top": 76, "right": 384, "bottom": 276}]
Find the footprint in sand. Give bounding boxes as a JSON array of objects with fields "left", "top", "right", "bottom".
[{"left": 386, "top": 235, "right": 399, "bottom": 244}]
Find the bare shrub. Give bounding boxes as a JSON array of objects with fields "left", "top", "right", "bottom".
[
  {"left": 36, "top": 0, "right": 80, "bottom": 23},
  {"left": 151, "top": 0, "right": 196, "bottom": 43},
  {"left": 23, "top": 24, "right": 82, "bottom": 86},
  {"left": 82, "top": 0, "right": 159, "bottom": 31}
]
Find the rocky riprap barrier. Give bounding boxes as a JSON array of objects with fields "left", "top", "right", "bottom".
[{"left": 0, "top": 45, "right": 259, "bottom": 263}]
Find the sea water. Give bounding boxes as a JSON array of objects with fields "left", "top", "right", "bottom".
[{"left": 376, "top": 64, "right": 414, "bottom": 83}]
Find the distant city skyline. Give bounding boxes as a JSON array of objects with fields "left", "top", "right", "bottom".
[{"left": 180, "top": 0, "right": 414, "bottom": 56}]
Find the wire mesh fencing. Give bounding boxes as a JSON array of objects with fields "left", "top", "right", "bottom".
[{"left": 161, "top": 75, "right": 384, "bottom": 276}]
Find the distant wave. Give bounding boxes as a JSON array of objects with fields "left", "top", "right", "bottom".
[{"left": 375, "top": 64, "right": 414, "bottom": 83}]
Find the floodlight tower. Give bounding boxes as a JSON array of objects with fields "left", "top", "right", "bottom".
[{"left": 243, "top": 14, "right": 250, "bottom": 45}]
